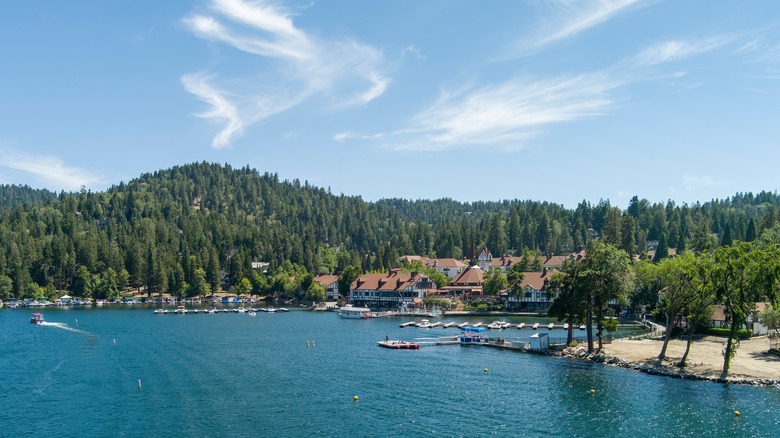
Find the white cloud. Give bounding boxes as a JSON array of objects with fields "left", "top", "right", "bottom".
[
  {"left": 0, "top": 149, "right": 104, "bottom": 192},
  {"left": 384, "top": 73, "right": 623, "bottom": 152},
  {"left": 509, "top": 0, "right": 647, "bottom": 56},
  {"left": 334, "top": 131, "right": 384, "bottom": 142},
  {"left": 183, "top": 0, "right": 388, "bottom": 148},
  {"left": 181, "top": 73, "right": 243, "bottom": 149},
  {"left": 633, "top": 37, "right": 732, "bottom": 66},
  {"left": 682, "top": 173, "right": 722, "bottom": 191},
  {"left": 402, "top": 44, "right": 425, "bottom": 59}
]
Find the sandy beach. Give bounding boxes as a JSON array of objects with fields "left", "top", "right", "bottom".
[{"left": 603, "top": 335, "right": 780, "bottom": 381}]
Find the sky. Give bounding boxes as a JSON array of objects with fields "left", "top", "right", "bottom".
[{"left": 2, "top": 0, "right": 780, "bottom": 209}]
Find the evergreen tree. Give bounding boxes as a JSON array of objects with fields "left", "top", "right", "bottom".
[
  {"left": 653, "top": 233, "right": 669, "bottom": 262},
  {"left": 745, "top": 218, "right": 757, "bottom": 242},
  {"left": 721, "top": 223, "right": 733, "bottom": 247}
]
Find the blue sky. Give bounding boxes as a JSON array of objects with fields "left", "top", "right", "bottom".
[{"left": 2, "top": 1, "right": 780, "bottom": 209}]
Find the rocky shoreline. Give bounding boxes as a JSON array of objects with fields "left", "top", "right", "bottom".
[{"left": 559, "top": 346, "right": 780, "bottom": 387}]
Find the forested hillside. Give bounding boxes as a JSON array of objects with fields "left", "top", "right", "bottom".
[
  {"left": 0, "top": 161, "right": 778, "bottom": 300},
  {"left": 0, "top": 184, "right": 57, "bottom": 213}
]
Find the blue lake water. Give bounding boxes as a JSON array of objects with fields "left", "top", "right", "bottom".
[{"left": 2, "top": 308, "right": 779, "bottom": 437}]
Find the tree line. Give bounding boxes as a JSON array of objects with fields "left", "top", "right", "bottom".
[{"left": 0, "top": 161, "right": 779, "bottom": 312}]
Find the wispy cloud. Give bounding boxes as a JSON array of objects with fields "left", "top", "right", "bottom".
[
  {"left": 633, "top": 37, "right": 732, "bottom": 66},
  {"left": 333, "top": 131, "right": 384, "bottom": 142},
  {"left": 181, "top": 73, "right": 243, "bottom": 149},
  {"left": 0, "top": 149, "right": 104, "bottom": 191},
  {"left": 402, "top": 44, "right": 426, "bottom": 59},
  {"left": 508, "top": 0, "right": 647, "bottom": 57},
  {"left": 681, "top": 173, "right": 724, "bottom": 191},
  {"left": 382, "top": 73, "right": 623, "bottom": 152},
  {"left": 354, "top": 34, "right": 738, "bottom": 153},
  {"left": 183, "top": 0, "right": 388, "bottom": 148}
]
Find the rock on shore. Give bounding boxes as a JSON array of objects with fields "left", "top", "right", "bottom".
[{"left": 561, "top": 347, "right": 780, "bottom": 387}]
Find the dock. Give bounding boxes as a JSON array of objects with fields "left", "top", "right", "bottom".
[{"left": 398, "top": 320, "right": 575, "bottom": 330}]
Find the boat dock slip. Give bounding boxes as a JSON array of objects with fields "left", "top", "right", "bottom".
[{"left": 399, "top": 321, "right": 573, "bottom": 330}]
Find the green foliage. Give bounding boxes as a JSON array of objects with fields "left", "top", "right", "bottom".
[
  {"left": 703, "top": 327, "right": 752, "bottom": 339},
  {"left": 758, "top": 304, "right": 780, "bottom": 339},
  {"left": 482, "top": 268, "right": 508, "bottom": 296},
  {"left": 304, "top": 280, "right": 326, "bottom": 303},
  {"left": 423, "top": 296, "right": 449, "bottom": 308},
  {"left": 603, "top": 318, "right": 618, "bottom": 333}
]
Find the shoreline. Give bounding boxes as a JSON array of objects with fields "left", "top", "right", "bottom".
[{"left": 559, "top": 335, "right": 780, "bottom": 387}]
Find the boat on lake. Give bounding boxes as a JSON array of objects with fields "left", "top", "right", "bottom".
[
  {"left": 377, "top": 340, "right": 419, "bottom": 349},
  {"left": 338, "top": 304, "right": 373, "bottom": 319},
  {"left": 248, "top": 310, "right": 257, "bottom": 317},
  {"left": 30, "top": 313, "right": 44, "bottom": 324},
  {"left": 416, "top": 319, "right": 432, "bottom": 328}
]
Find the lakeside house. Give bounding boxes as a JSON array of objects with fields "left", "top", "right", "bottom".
[
  {"left": 710, "top": 302, "right": 770, "bottom": 335},
  {"left": 503, "top": 269, "right": 556, "bottom": 312},
  {"left": 313, "top": 274, "right": 340, "bottom": 301},
  {"left": 441, "top": 264, "right": 484, "bottom": 297},
  {"left": 349, "top": 270, "right": 435, "bottom": 309}
]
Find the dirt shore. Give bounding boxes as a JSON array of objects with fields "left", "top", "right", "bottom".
[{"left": 602, "top": 335, "right": 780, "bottom": 381}]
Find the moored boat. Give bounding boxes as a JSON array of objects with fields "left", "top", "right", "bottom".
[
  {"left": 377, "top": 340, "right": 419, "bottom": 349},
  {"left": 338, "top": 304, "right": 372, "bottom": 319},
  {"left": 30, "top": 313, "right": 44, "bottom": 324}
]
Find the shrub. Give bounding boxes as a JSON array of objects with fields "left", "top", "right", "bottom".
[
  {"left": 702, "top": 327, "right": 752, "bottom": 339},
  {"left": 568, "top": 340, "right": 579, "bottom": 348}
]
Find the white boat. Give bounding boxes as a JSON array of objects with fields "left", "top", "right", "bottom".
[
  {"left": 339, "top": 304, "right": 373, "bottom": 319},
  {"left": 237, "top": 307, "right": 246, "bottom": 313},
  {"left": 175, "top": 306, "right": 186, "bottom": 314},
  {"left": 416, "top": 319, "right": 431, "bottom": 328},
  {"left": 548, "top": 323, "right": 555, "bottom": 330},
  {"left": 248, "top": 310, "right": 257, "bottom": 317},
  {"left": 487, "top": 322, "right": 502, "bottom": 330}
]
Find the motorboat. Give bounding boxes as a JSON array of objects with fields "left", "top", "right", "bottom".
[
  {"left": 416, "top": 319, "right": 432, "bottom": 328},
  {"left": 338, "top": 304, "right": 372, "bottom": 319},
  {"left": 248, "top": 310, "right": 257, "bottom": 317},
  {"left": 30, "top": 313, "right": 44, "bottom": 324}
]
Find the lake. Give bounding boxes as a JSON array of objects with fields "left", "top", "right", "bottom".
[{"left": 2, "top": 307, "right": 779, "bottom": 437}]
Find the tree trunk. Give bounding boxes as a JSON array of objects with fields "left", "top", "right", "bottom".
[
  {"left": 566, "top": 316, "right": 573, "bottom": 346},
  {"left": 658, "top": 311, "right": 672, "bottom": 361},
  {"left": 586, "top": 308, "right": 593, "bottom": 353},
  {"left": 720, "top": 319, "right": 739, "bottom": 380},
  {"left": 597, "top": 314, "right": 604, "bottom": 352},
  {"left": 679, "top": 328, "right": 693, "bottom": 367}
]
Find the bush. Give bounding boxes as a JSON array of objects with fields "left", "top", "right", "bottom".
[
  {"left": 568, "top": 340, "right": 579, "bottom": 348},
  {"left": 702, "top": 327, "right": 752, "bottom": 339}
]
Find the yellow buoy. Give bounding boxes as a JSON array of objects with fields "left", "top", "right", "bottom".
[
  {"left": 353, "top": 395, "right": 359, "bottom": 401},
  {"left": 590, "top": 389, "right": 595, "bottom": 395},
  {"left": 306, "top": 341, "right": 310, "bottom": 347},
  {"left": 735, "top": 411, "right": 741, "bottom": 417},
  {"left": 484, "top": 368, "right": 488, "bottom": 373},
  {"left": 312, "top": 341, "right": 315, "bottom": 347}
]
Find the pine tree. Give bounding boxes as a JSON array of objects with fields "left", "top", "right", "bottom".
[
  {"left": 721, "top": 223, "right": 733, "bottom": 247},
  {"left": 653, "top": 232, "right": 669, "bottom": 262},
  {"left": 745, "top": 218, "right": 757, "bottom": 242}
]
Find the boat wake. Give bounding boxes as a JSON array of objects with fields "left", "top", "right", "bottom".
[{"left": 39, "top": 321, "right": 87, "bottom": 334}]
